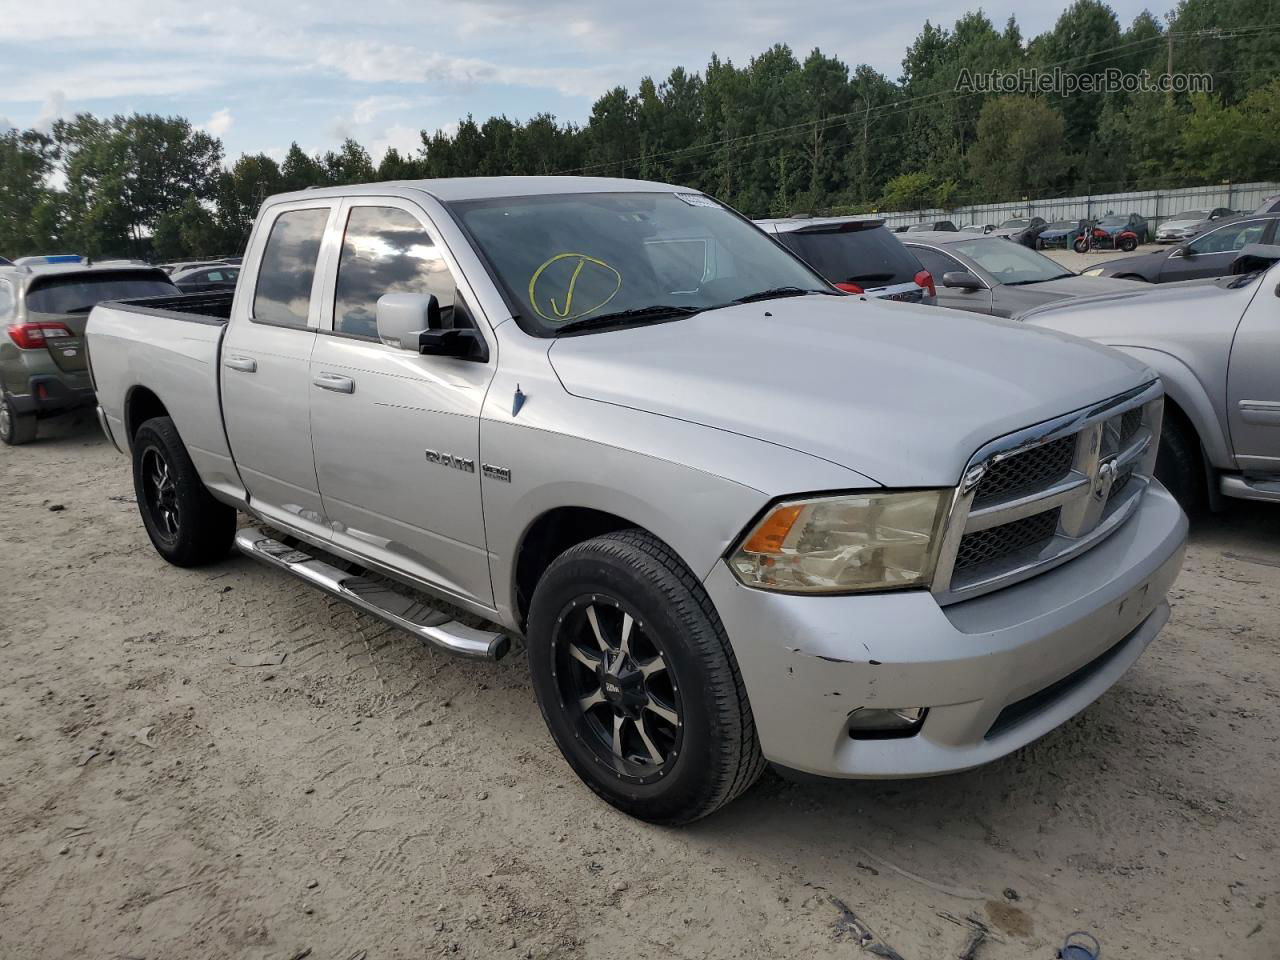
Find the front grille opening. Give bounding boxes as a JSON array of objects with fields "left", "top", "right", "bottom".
[
  {"left": 955, "top": 509, "right": 1060, "bottom": 574},
  {"left": 973, "top": 436, "right": 1075, "bottom": 507},
  {"left": 1118, "top": 408, "right": 1144, "bottom": 446},
  {"left": 985, "top": 627, "right": 1135, "bottom": 739}
]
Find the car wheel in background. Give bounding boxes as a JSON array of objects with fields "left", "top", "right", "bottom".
[
  {"left": 0, "top": 395, "right": 37, "bottom": 445},
  {"left": 1155, "top": 411, "right": 1204, "bottom": 512},
  {"left": 131, "top": 416, "right": 236, "bottom": 566},
  {"left": 527, "top": 529, "right": 765, "bottom": 824}
]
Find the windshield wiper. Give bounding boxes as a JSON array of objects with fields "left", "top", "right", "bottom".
[
  {"left": 553, "top": 304, "right": 700, "bottom": 335},
  {"left": 1003, "top": 273, "right": 1076, "bottom": 286},
  {"left": 729, "top": 286, "right": 838, "bottom": 305}
]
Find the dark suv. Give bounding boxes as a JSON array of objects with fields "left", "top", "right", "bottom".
[{"left": 755, "top": 216, "right": 937, "bottom": 304}]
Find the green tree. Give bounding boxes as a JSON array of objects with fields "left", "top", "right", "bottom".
[
  {"left": 967, "top": 96, "right": 1069, "bottom": 199},
  {"left": 0, "top": 129, "right": 63, "bottom": 256}
]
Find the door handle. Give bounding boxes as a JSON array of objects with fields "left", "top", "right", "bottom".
[
  {"left": 224, "top": 355, "right": 257, "bottom": 373},
  {"left": 313, "top": 373, "right": 355, "bottom": 394}
]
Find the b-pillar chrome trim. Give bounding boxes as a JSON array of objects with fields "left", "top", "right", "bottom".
[{"left": 234, "top": 527, "right": 510, "bottom": 660}]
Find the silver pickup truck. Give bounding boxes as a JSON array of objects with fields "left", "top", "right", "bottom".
[
  {"left": 88, "top": 177, "right": 1187, "bottom": 823},
  {"left": 1023, "top": 260, "right": 1280, "bottom": 508}
]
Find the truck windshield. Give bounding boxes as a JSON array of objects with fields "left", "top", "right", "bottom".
[
  {"left": 450, "top": 192, "right": 829, "bottom": 335},
  {"left": 26, "top": 271, "right": 178, "bottom": 314}
]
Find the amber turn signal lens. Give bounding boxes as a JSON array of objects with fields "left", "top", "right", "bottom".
[{"left": 741, "top": 504, "right": 803, "bottom": 554}]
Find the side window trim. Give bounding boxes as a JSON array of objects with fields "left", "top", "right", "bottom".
[{"left": 246, "top": 202, "right": 339, "bottom": 329}]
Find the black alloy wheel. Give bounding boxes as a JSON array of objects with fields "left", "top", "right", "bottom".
[{"left": 551, "top": 594, "right": 683, "bottom": 785}]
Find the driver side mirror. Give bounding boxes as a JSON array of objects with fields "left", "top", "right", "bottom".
[
  {"left": 942, "top": 271, "right": 983, "bottom": 290},
  {"left": 375, "top": 292, "right": 487, "bottom": 361},
  {"left": 376, "top": 292, "right": 440, "bottom": 348}
]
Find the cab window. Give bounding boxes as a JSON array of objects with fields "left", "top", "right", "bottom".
[
  {"left": 252, "top": 207, "right": 330, "bottom": 327},
  {"left": 333, "top": 206, "right": 469, "bottom": 340}
]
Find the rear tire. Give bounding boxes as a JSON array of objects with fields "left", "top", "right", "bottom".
[
  {"left": 132, "top": 416, "right": 235, "bottom": 566},
  {"left": 527, "top": 529, "right": 765, "bottom": 824},
  {"left": 0, "top": 395, "right": 37, "bottom": 445},
  {"left": 1155, "top": 411, "right": 1204, "bottom": 512},
  {"left": 1119, "top": 236, "right": 1138, "bottom": 252}
]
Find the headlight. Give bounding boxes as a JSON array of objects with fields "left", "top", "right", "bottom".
[
  {"left": 729, "top": 490, "right": 950, "bottom": 593},
  {"left": 1082, "top": 267, "right": 1104, "bottom": 277}
]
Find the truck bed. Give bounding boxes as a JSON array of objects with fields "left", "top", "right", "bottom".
[
  {"left": 102, "top": 289, "right": 235, "bottom": 324},
  {"left": 87, "top": 292, "right": 244, "bottom": 504}
]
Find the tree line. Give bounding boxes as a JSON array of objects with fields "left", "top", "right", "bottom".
[{"left": 2, "top": 0, "right": 1279, "bottom": 261}]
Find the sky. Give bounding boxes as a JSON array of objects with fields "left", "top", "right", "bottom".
[{"left": 0, "top": 0, "right": 1160, "bottom": 164}]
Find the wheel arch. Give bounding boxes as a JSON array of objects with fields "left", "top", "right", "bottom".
[
  {"left": 1101, "top": 345, "right": 1233, "bottom": 469},
  {"left": 123, "top": 384, "right": 171, "bottom": 449},
  {"left": 512, "top": 506, "right": 664, "bottom": 631}
]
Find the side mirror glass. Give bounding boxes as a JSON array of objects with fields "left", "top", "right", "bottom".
[
  {"left": 942, "top": 270, "right": 982, "bottom": 290},
  {"left": 376, "top": 292, "right": 440, "bottom": 349}
]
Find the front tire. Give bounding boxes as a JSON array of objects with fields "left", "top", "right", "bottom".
[
  {"left": 0, "top": 395, "right": 37, "bottom": 445},
  {"left": 1155, "top": 411, "right": 1204, "bottom": 511},
  {"left": 527, "top": 530, "right": 765, "bottom": 824},
  {"left": 132, "top": 416, "right": 235, "bottom": 566}
]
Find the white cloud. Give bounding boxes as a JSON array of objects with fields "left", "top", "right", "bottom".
[
  {"left": 34, "top": 90, "right": 66, "bottom": 131},
  {"left": 368, "top": 123, "right": 423, "bottom": 161},
  {"left": 352, "top": 95, "right": 412, "bottom": 126},
  {"left": 202, "top": 107, "right": 234, "bottom": 136}
]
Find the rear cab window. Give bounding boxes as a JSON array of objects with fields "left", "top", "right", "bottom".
[
  {"left": 252, "top": 208, "right": 330, "bottom": 326},
  {"left": 777, "top": 226, "right": 923, "bottom": 288}
]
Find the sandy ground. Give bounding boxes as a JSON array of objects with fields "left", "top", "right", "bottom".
[{"left": 1, "top": 415, "right": 1278, "bottom": 960}]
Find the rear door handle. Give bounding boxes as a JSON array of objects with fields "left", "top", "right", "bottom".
[
  {"left": 313, "top": 373, "right": 355, "bottom": 394},
  {"left": 224, "top": 355, "right": 257, "bottom": 373}
]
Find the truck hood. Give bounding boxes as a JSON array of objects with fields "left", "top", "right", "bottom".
[
  {"left": 548, "top": 296, "right": 1152, "bottom": 487},
  {"left": 1020, "top": 274, "right": 1254, "bottom": 329}
]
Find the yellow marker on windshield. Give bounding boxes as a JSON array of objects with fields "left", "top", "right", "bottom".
[{"left": 529, "top": 253, "right": 622, "bottom": 323}]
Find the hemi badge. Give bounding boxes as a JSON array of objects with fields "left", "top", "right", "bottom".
[{"left": 482, "top": 463, "right": 512, "bottom": 483}]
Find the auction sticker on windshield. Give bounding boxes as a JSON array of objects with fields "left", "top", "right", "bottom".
[{"left": 528, "top": 253, "right": 622, "bottom": 323}]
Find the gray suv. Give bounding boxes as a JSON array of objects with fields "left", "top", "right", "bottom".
[{"left": 1, "top": 259, "right": 177, "bottom": 444}]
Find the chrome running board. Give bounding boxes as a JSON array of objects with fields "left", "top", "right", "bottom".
[
  {"left": 1221, "top": 475, "right": 1280, "bottom": 504},
  {"left": 234, "top": 527, "right": 510, "bottom": 661}
]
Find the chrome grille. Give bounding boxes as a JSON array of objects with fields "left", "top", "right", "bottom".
[
  {"left": 972, "top": 435, "right": 1075, "bottom": 507},
  {"left": 933, "top": 382, "right": 1164, "bottom": 604}
]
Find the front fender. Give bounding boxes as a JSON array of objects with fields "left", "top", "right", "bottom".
[{"left": 1101, "top": 344, "right": 1233, "bottom": 468}]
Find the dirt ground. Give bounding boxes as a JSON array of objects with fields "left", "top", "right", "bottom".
[{"left": 1, "top": 416, "right": 1277, "bottom": 960}]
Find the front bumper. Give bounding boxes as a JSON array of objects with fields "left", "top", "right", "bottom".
[{"left": 705, "top": 482, "right": 1187, "bottom": 778}]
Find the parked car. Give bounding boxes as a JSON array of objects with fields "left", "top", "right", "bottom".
[
  {"left": 158, "top": 259, "right": 232, "bottom": 276},
  {"left": 995, "top": 216, "right": 1049, "bottom": 248},
  {"left": 1154, "top": 208, "right": 1234, "bottom": 244},
  {"left": 0, "top": 256, "right": 11, "bottom": 266},
  {"left": 1253, "top": 195, "right": 1280, "bottom": 214},
  {"left": 900, "top": 232, "right": 1138, "bottom": 317},
  {"left": 906, "top": 220, "right": 958, "bottom": 232},
  {"left": 171, "top": 264, "right": 240, "bottom": 293},
  {"left": 959, "top": 223, "right": 995, "bottom": 234},
  {"left": 1036, "top": 219, "right": 1089, "bottom": 249},
  {"left": 756, "top": 216, "right": 936, "bottom": 304},
  {"left": 1080, "top": 214, "right": 1280, "bottom": 283},
  {"left": 1023, "top": 260, "right": 1280, "bottom": 509},
  {"left": 88, "top": 177, "right": 1185, "bottom": 824},
  {"left": 2, "top": 257, "right": 177, "bottom": 444},
  {"left": 1090, "top": 213, "right": 1149, "bottom": 245}
]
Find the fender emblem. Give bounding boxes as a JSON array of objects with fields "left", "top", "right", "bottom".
[{"left": 481, "top": 463, "right": 512, "bottom": 483}]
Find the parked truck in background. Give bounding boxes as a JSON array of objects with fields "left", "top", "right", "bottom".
[
  {"left": 88, "top": 177, "right": 1187, "bottom": 823},
  {"left": 1022, "top": 259, "right": 1280, "bottom": 509}
]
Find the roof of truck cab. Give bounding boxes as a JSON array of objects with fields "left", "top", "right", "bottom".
[{"left": 268, "top": 176, "right": 686, "bottom": 206}]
